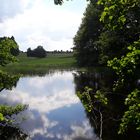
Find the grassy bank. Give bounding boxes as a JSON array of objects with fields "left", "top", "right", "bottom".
[{"left": 1, "top": 53, "right": 76, "bottom": 75}]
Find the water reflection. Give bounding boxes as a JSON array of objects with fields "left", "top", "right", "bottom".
[
  {"left": 0, "top": 125, "right": 28, "bottom": 140},
  {"left": 0, "top": 71, "right": 99, "bottom": 140},
  {"left": 74, "top": 69, "right": 140, "bottom": 140},
  {"left": 73, "top": 68, "right": 115, "bottom": 92}
]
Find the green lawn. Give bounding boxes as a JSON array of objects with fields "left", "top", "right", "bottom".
[{"left": 1, "top": 53, "right": 76, "bottom": 75}]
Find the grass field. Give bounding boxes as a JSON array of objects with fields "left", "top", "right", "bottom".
[{"left": 1, "top": 52, "right": 76, "bottom": 75}]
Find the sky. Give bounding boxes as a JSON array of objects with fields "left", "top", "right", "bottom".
[{"left": 0, "top": 0, "right": 87, "bottom": 51}]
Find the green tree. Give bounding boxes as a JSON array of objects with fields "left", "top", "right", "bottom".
[
  {"left": 95, "top": 29, "right": 130, "bottom": 65},
  {"left": 0, "top": 37, "right": 18, "bottom": 66},
  {"left": 0, "top": 36, "right": 27, "bottom": 124},
  {"left": 98, "top": 0, "right": 140, "bottom": 134},
  {"left": 0, "top": 37, "right": 20, "bottom": 92},
  {"left": 33, "top": 46, "right": 47, "bottom": 58},
  {"left": 10, "top": 36, "right": 20, "bottom": 56},
  {"left": 26, "top": 46, "right": 47, "bottom": 58},
  {"left": 27, "top": 47, "right": 32, "bottom": 57},
  {"left": 73, "top": 1, "right": 103, "bottom": 66}
]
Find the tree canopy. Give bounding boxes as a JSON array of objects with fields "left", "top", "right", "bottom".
[
  {"left": 73, "top": 1, "right": 103, "bottom": 66},
  {"left": 0, "top": 37, "right": 19, "bottom": 66},
  {"left": 27, "top": 46, "right": 47, "bottom": 58}
]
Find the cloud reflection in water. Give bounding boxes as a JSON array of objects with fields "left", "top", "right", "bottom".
[{"left": 0, "top": 71, "right": 99, "bottom": 140}]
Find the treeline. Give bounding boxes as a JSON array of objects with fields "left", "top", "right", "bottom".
[
  {"left": 50, "top": 50, "right": 72, "bottom": 53},
  {"left": 73, "top": 1, "right": 139, "bottom": 67},
  {"left": 26, "top": 46, "right": 73, "bottom": 58}
]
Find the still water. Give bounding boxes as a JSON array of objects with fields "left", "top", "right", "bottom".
[{"left": 0, "top": 70, "right": 99, "bottom": 140}]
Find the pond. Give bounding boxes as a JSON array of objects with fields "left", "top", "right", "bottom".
[
  {"left": 0, "top": 70, "right": 99, "bottom": 140},
  {"left": 0, "top": 69, "right": 140, "bottom": 140}
]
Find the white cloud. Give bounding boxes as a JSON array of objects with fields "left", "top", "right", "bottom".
[
  {"left": 62, "top": 120, "right": 99, "bottom": 140},
  {"left": 28, "top": 71, "right": 73, "bottom": 89},
  {"left": 0, "top": 70, "right": 99, "bottom": 139},
  {"left": 1, "top": 88, "right": 79, "bottom": 113},
  {"left": 1, "top": 71, "right": 79, "bottom": 113},
  {"left": 28, "top": 114, "right": 58, "bottom": 138},
  {"left": 0, "top": 0, "right": 87, "bottom": 51},
  {"left": 0, "top": 0, "right": 29, "bottom": 21}
]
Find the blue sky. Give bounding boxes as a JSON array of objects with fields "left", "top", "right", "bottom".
[{"left": 0, "top": 0, "right": 87, "bottom": 51}]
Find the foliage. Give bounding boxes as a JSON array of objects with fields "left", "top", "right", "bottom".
[
  {"left": 77, "top": 87, "right": 108, "bottom": 112},
  {"left": 0, "top": 125, "right": 28, "bottom": 140},
  {"left": 94, "top": 30, "right": 127, "bottom": 65},
  {"left": 10, "top": 47, "right": 20, "bottom": 56},
  {"left": 98, "top": 0, "right": 140, "bottom": 30},
  {"left": 73, "top": 0, "right": 135, "bottom": 66},
  {"left": 10, "top": 36, "right": 20, "bottom": 56},
  {"left": 119, "top": 89, "right": 140, "bottom": 134},
  {"left": 98, "top": 0, "right": 140, "bottom": 134},
  {"left": 0, "top": 36, "right": 27, "bottom": 127},
  {"left": 0, "top": 70, "right": 19, "bottom": 91},
  {"left": 0, "top": 104, "right": 27, "bottom": 124},
  {"left": 73, "top": 1, "right": 103, "bottom": 66},
  {"left": 94, "top": 90, "right": 108, "bottom": 105},
  {"left": 0, "top": 113, "right": 4, "bottom": 121},
  {"left": 0, "top": 37, "right": 18, "bottom": 66},
  {"left": 0, "top": 104, "right": 27, "bottom": 117},
  {"left": 0, "top": 37, "right": 19, "bottom": 91},
  {"left": 108, "top": 39, "right": 140, "bottom": 91},
  {"left": 77, "top": 86, "right": 108, "bottom": 139},
  {"left": 27, "top": 46, "right": 47, "bottom": 58},
  {"left": 77, "top": 87, "right": 93, "bottom": 112}
]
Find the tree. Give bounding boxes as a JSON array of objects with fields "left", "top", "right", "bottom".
[
  {"left": 94, "top": 29, "right": 130, "bottom": 65},
  {"left": 73, "top": 1, "right": 103, "bottom": 66},
  {"left": 98, "top": 0, "right": 140, "bottom": 134},
  {"left": 10, "top": 36, "right": 20, "bottom": 56},
  {"left": 54, "top": 0, "right": 63, "bottom": 5},
  {"left": 0, "top": 36, "right": 27, "bottom": 124},
  {"left": 26, "top": 46, "right": 47, "bottom": 58},
  {"left": 27, "top": 47, "right": 32, "bottom": 57},
  {"left": 0, "top": 36, "right": 20, "bottom": 91},
  {"left": 0, "top": 37, "right": 18, "bottom": 66},
  {"left": 34, "top": 46, "right": 47, "bottom": 58},
  {"left": 10, "top": 47, "right": 20, "bottom": 56}
]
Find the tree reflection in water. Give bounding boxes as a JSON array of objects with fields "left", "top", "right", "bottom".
[
  {"left": 0, "top": 73, "right": 28, "bottom": 139},
  {"left": 0, "top": 125, "right": 28, "bottom": 140},
  {"left": 73, "top": 68, "right": 140, "bottom": 140}
]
